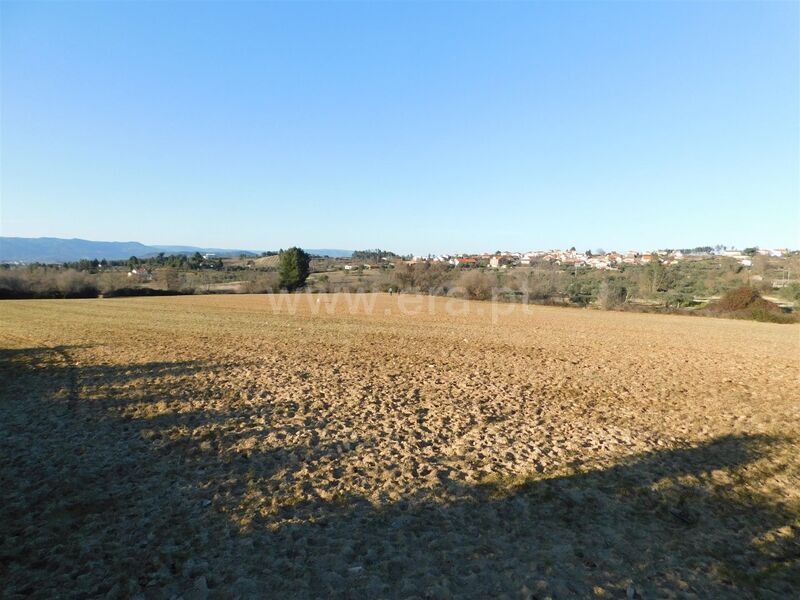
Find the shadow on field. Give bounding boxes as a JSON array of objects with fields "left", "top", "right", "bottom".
[{"left": 1, "top": 347, "right": 798, "bottom": 599}]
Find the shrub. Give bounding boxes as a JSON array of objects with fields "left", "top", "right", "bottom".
[
  {"left": 714, "top": 285, "right": 763, "bottom": 312},
  {"left": 0, "top": 269, "right": 99, "bottom": 299},
  {"left": 103, "top": 287, "right": 185, "bottom": 298},
  {"left": 597, "top": 280, "right": 627, "bottom": 309},
  {"left": 54, "top": 270, "right": 98, "bottom": 298},
  {"left": 0, "top": 272, "right": 31, "bottom": 299},
  {"left": 777, "top": 283, "right": 800, "bottom": 303},
  {"left": 460, "top": 270, "right": 495, "bottom": 301},
  {"left": 413, "top": 262, "right": 452, "bottom": 294},
  {"left": 241, "top": 272, "right": 280, "bottom": 294},
  {"left": 567, "top": 281, "right": 596, "bottom": 307},
  {"left": 744, "top": 307, "right": 797, "bottom": 324},
  {"left": 392, "top": 263, "right": 415, "bottom": 291},
  {"left": 309, "top": 274, "right": 331, "bottom": 293},
  {"left": 158, "top": 268, "right": 182, "bottom": 292},
  {"left": 707, "top": 285, "right": 796, "bottom": 323},
  {"left": 97, "top": 272, "right": 129, "bottom": 295}
]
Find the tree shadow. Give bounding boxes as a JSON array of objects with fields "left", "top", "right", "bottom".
[{"left": 0, "top": 347, "right": 797, "bottom": 599}]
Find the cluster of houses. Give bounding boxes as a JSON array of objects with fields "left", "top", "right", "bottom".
[
  {"left": 127, "top": 267, "right": 153, "bottom": 280},
  {"left": 437, "top": 250, "right": 672, "bottom": 270},
  {"left": 713, "top": 248, "right": 788, "bottom": 267},
  {"left": 120, "top": 247, "right": 790, "bottom": 276},
  {"left": 404, "top": 247, "right": 791, "bottom": 271}
]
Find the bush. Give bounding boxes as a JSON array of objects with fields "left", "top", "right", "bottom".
[
  {"left": 392, "top": 263, "right": 415, "bottom": 291},
  {"left": 157, "top": 268, "right": 182, "bottom": 292},
  {"left": 97, "top": 272, "right": 129, "bottom": 295},
  {"left": 0, "top": 272, "right": 31, "bottom": 299},
  {"left": 55, "top": 271, "right": 98, "bottom": 298},
  {"left": 744, "top": 308, "right": 797, "bottom": 324},
  {"left": 714, "top": 285, "right": 763, "bottom": 312},
  {"left": 241, "top": 272, "right": 279, "bottom": 294},
  {"left": 103, "top": 287, "right": 186, "bottom": 298},
  {"left": 460, "top": 270, "right": 495, "bottom": 301},
  {"left": 413, "top": 263, "right": 452, "bottom": 293},
  {"left": 391, "top": 262, "right": 453, "bottom": 293},
  {"left": 567, "top": 281, "right": 596, "bottom": 307},
  {"left": 777, "top": 283, "right": 800, "bottom": 303},
  {"left": 515, "top": 274, "right": 553, "bottom": 301},
  {"left": 0, "top": 269, "right": 98, "bottom": 299},
  {"left": 707, "top": 285, "right": 796, "bottom": 323},
  {"left": 597, "top": 280, "right": 627, "bottom": 309}
]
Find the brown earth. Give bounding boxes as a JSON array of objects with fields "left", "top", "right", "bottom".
[{"left": 1, "top": 293, "right": 798, "bottom": 599}]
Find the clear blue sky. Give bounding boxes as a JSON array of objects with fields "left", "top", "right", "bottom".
[{"left": 1, "top": 1, "right": 798, "bottom": 254}]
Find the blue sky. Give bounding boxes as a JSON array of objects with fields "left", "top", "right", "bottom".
[{"left": 1, "top": 1, "right": 797, "bottom": 254}]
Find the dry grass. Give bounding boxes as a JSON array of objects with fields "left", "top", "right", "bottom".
[
  {"left": 1, "top": 293, "right": 798, "bottom": 599},
  {"left": 251, "top": 255, "right": 281, "bottom": 269}
]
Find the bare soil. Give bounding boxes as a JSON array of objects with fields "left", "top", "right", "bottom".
[{"left": 1, "top": 293, "right": 798, "bottom": 599}]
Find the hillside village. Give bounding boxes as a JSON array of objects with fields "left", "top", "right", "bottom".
[
  {"left": 2, "top": 243, "right": 797, "bottom": 316},
  {"left": 397, "top": 247, "right": 792, "bottom": 270}
]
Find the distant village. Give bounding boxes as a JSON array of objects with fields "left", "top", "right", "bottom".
[{"left": 390, "top": 247, "right": 792, "bottom": 271}]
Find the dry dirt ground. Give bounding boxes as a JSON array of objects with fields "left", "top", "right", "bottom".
[{"left": 1, "top": 293, "right": 798, "bottom": 600}]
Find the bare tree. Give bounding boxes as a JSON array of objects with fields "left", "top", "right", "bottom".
[{"left": 460, "top": 270, "right": 495, "bottom": 300}]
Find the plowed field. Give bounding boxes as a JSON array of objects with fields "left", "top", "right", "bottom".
[{"left": 1, "top": 294, "right": 798, "bottom": 599}]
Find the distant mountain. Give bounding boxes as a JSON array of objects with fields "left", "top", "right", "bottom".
[
  {"left": 148, "top": 245, "right": 259, "bottom": 257},
  {"left": 152, "top": 246, "right": 352, "bottom": 258},
  {"left": 306, "top": 249, "right": 352, "bottom": 258},
  {"left": 0, "top": 237, "right": 352, "bottom": 263},
  {"left": 0, "top": 237, "right": 259, "bottom": 263},
  {"left": 0, "top": 237, "right": 156, "bottom": 263}
]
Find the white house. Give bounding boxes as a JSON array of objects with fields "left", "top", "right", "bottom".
[{"left": 127, "top": 268, "right": 152, "bottom": 281}]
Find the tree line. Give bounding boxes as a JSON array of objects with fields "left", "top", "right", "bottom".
[{"left": 52, "top": 252, "right": 228, "bottom": 272}]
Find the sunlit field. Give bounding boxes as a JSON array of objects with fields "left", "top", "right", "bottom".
[{"left": 1, "top": 293, "right": 798, "bottom": 599}]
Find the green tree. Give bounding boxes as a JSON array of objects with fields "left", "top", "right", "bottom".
[
  {"left": 278, "top": 247, "right": 311, "bottom": 291},
  {"left": 639, "top": 255, "right": 670, "bottom": 297}
]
